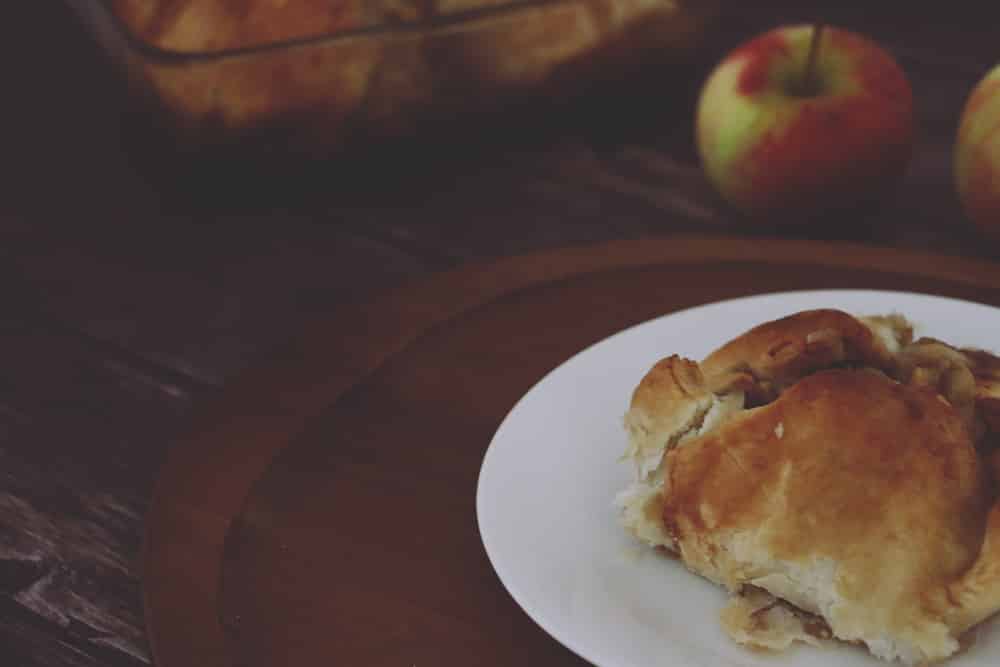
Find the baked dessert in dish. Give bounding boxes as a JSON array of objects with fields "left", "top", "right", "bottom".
[
  {"left": 616, "top": 309, "right": 1000, "bottom": 664},
  {"left": 93, "top": 0, "right": 715, "bottom": 145}
]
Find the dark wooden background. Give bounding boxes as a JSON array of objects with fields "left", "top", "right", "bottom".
[{"left": 4, "top": 1, "right": 1000, "bottom": 664}]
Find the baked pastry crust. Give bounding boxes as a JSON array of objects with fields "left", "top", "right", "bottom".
[
  {"left": 700, "top": 308, "right": 909, "bottom": 403},
  {"left": 617, "top": 308, "right": 1000, "bottom": 664},
  {"left": 665, "top": 368, "right": 987, "bottom": 662}
]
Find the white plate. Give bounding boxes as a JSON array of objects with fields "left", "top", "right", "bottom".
[{"left": 476, "top": 289, "right": 1000, "bottom": 667}]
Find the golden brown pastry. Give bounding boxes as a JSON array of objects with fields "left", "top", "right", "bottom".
[
  {"left": 617, "top": 308, "right": 1000, "bottom": 664},
  {"left": 700, "top": 308, "right": 910, "bottom": 403},
  {"left": 618, "top": 355, "right": 744, "bottom": 547},
  {"left": 617, "top": 309, "right": 911, "bottom": 548}
]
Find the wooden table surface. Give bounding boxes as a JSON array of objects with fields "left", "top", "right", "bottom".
[{"left": 4, "top": 1, "right": 1000, "bottom": 665}]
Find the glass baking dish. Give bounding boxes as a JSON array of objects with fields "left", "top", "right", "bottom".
[{"left": 65, "top": 0, "right": 720, "bottom": 154}]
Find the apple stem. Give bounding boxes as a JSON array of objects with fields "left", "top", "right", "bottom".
[{"left": 801, "top": 22, "right": 826, "bottom": 95}]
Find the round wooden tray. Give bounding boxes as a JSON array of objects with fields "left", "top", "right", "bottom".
[{"left": 142, "top": 237, "right": 1000, "bottom": 666}]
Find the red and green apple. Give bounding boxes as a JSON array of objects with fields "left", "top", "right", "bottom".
[
  {"left": 695, "top": 24, "right": 914, "bottom": 222},
  {"left": 955, "top": 63, "right": 1000, "bottom": 240}
]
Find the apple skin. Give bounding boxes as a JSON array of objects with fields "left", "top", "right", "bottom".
[
  {"left": 955, "top": 63, "right": 1000, "bottom": 240},
  {"left": 695, "top": 24, "right": 914, "bottom": 221}
]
